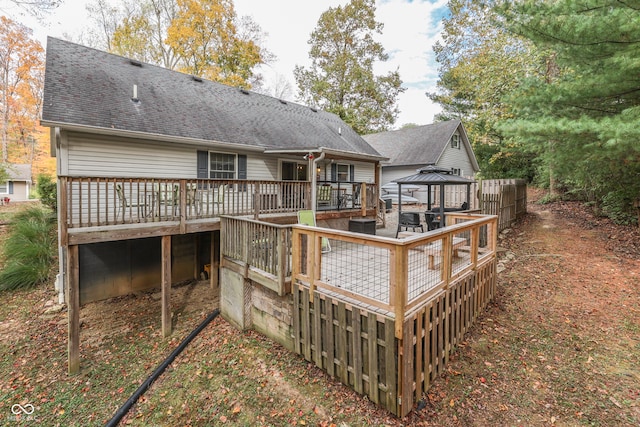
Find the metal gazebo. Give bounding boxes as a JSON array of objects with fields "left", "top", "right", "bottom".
[{"left": 395, "top": 165, "right": 476, "bottom": 233}]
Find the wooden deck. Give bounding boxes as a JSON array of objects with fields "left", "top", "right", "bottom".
[
  {"left": 220, "top": 213, "right": 498, "bottom": 417},
  {"left": 290, "top": 214, "right": 497, "bottom": 416}
]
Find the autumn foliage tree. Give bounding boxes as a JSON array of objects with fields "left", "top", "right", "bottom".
[
  {"left": 166, "top": 0, "right": 261, "bottom": 87},
  {"left": 0, "top": 16, "right": 45, "bottom": 165},
  {"left": 87, "top": 0, "right": 269, "bottom": 90}
]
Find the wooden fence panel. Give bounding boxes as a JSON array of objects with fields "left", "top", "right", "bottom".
[
  {"left": 292, "top": 258, "right": 497, "bottom": 417},
  {"left": 292, "top": 286, "right": 399, "bottom": 415},
  {"left": 480, "top": 179, "right": 527, "bottom": 231}
]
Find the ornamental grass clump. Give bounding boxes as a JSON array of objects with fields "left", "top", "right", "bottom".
[{"left": 0, "top": 206, "right": 57, "bottom": 291}]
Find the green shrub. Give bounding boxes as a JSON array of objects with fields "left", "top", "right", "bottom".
[
  {"left": 601, "top": 191, "right": 638, "bottom": 226},
  {"left": 0, "top": 207, "right": 57, "bottom": 291},
  {"left": 36, "top": 174, "right": 57, "bottom": 212}
]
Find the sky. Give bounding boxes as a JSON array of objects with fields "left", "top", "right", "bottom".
[{"left": 0, "top": 0, "right": 448, "bottom": 129}]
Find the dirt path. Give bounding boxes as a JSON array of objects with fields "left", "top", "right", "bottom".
[{"left": 411, "top": 192, "right": 640, "bottom": 426}]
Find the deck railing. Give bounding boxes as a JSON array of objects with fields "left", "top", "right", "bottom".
[
  {"left": 217, "top": 213, "right": 498, "bottom": 416},
  {"left": 60, "top": 177, "right": 377, "bottom": 230},
  {"left": 292, "top": 213, "right": 496, "bottom": 331},
  {"left": 220, "top": 216, "right": 292, "bottom": 295}
]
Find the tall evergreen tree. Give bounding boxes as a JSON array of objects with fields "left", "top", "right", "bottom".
[
  {"left": 294, "top": 0, "right": 404, "bottom": 134},
  {"left": 498, "top": 0, "right": 640, "bottom": 222}
]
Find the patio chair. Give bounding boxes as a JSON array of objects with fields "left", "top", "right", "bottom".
[
  {"left": 352, "top": 184, "right": 362, "bottom": 208},
  {"left": 297, "top": 210, "right": 331, "bottom": 253},
  {"left": 116, "top": 184, "right": 148, "bottom": 220},
  {"left": 425, "top": 210, "right": 443, "bottom": 231},
  {"left": 316, "top": 184, "right": 332, "bottom": 209}
]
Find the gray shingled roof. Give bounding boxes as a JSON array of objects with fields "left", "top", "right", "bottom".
[
  {"left": 362, "top": 120, "right": 464, "bottom": 166},
  {"left": 41, "top": 38, "right": 382, "bottom": 158},
  {"left": 6, "top": 164, "right": 32, "bottom": 182}
]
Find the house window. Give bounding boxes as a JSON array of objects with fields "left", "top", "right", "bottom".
[
  {"left": 336, "top": 164, "right": 349, "bottom": 182},
  {"left": 451, "top": 134, "right": 460, "bottom": 149},
  {"left": 209, "top": 152, "right": 236, "bottom": 179},
  {"left": 0, "top": 182, "right": 7, "bottom": 193},
  {"left": 452, "top": 168, "right": 461, "bottom": 176}
]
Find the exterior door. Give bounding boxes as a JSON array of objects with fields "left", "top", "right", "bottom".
[
  {"left": 281, "top": 161, "right": 308, "bottom": 181},
  {"left": 281, "top": 161, "right": 307, "bottom": 209}
]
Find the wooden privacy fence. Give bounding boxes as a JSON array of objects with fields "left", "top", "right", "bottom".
[
  {"left": 480, "top": 179, "right": 527, "bottom": 231},
  {"left": 437, "top": 179, "right": 527, "bottom": 226},
  {"left": 290, "top": 214, "right": 498, "bottom": 416}
]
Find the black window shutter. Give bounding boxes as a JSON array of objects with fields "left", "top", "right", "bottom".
[
  {"left": 8, "top": 182, "right": 13, "bottom": 194},
  {"left": 349, "top": 165, "right": 355, "bottom": 182},
  {"left": 197, "top": 151, "right": 208, "bottom": 178},
  {"left": 238, "top": 155, "right": 247, "bottom": 179},
  {"left": 331, "top": 164, "right": 337, "bottom": 181}
]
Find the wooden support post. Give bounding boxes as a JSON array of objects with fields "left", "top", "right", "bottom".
[
  {"left": 308, "top": 230, "right": 317, "bottom": 302},
  {"left": 391, "top": 245, "right": 407, "bottom": 339},
  {"left": 276, "top": 228, "right": 286, "bottom": 295},
  {"left": 67, "top": 244, "right": 80, "bottom": 374},
  {"left": 360, "top": 182, "right": 367, "bottom": 217},
  {"left": 179, "top": 179, "right": 187, "bottom": 234},
  {"left": 161, "top": 235, "right": 172, "bottom": 338},
  {"left": 210, "top": 231, "right": 218, "bottom": 291},
  {"left": 471, "top": 226, "right": 480, "bottom": 268}
]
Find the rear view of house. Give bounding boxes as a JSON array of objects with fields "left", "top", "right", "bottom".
[
  {"left": 41, "top": 37, "right": 383, "bottom": 370},
  {"left": 42, "top": 38, "right": 498, "bottom": 418}
]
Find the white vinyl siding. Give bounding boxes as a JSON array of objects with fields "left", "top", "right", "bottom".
[
  {"left": 66, "top": 133, "right": 194, "bottom": 177},
  {"left": 61, "top": 132, "right": 274, "bottom": 180},
  {"left": 254, "top": 157, "right": 278, "bottom": 180},
  {"left": 438, "top": 143, "right": 475, "bottom": 178},
  {"left": 381, "top": 167, "right": 418, "bottom": 186},
  {"left": 353, "top": 162, "right": 375, "bottom": 183}
]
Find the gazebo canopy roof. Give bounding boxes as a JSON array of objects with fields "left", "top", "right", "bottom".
[{"left": 395, "top": 165, "right": 476, "bottom": 185}]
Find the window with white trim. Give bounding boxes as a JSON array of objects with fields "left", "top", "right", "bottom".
[
  {"left": 452, "top": 168, "right": 461, "bottom": 176},
  {"left": 451, "top": 134, "right": 460, "bottom": 149},
  {"left": 0, "top": 182, "right": 7, "bottom": 193},
  {"left": 209, "top": 152, "right": 236, "bottom": 179}
]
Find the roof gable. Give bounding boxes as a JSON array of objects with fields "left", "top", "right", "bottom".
[
  {"left": 41, "top": 38, "right": 381, "bottom": 158},
  {"left": 362, "top": 120, "right": 478, "bottom": 171}
]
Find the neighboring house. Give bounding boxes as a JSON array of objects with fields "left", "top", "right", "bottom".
[
  {"left": 41, "top": 37, "right": 383, "bottom": 306},
  {"left": 1, "top": 164, "right": 32, "bottom": 202},
  {"left": 363, "top": 120, "right": 479, "bottom": 203}
]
